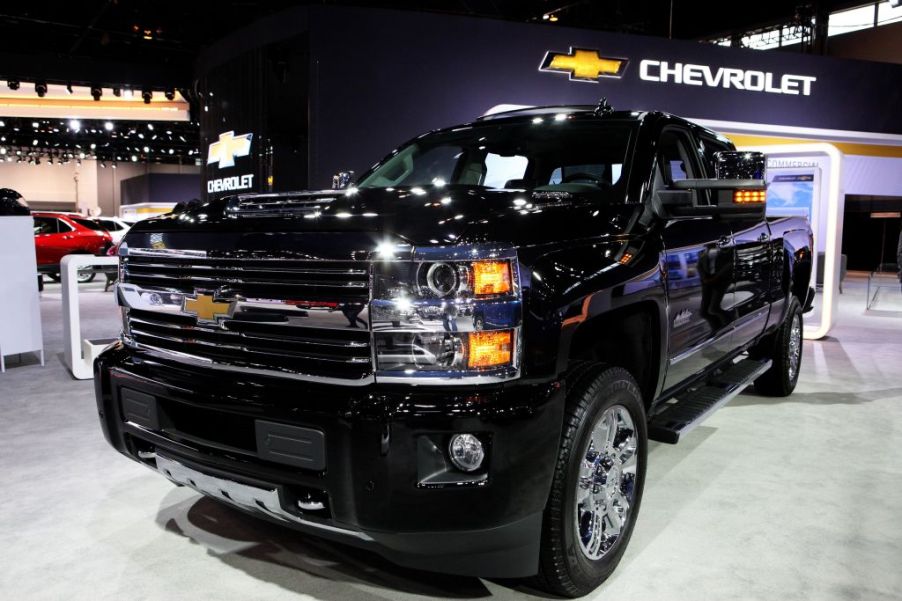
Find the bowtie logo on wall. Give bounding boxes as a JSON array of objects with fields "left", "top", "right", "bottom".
[
  {"left": 207, "top": 131, "right": 253, "bottom": 169},
  {"left": 540, "top": 48, "right": 629, "bottom": 82}
]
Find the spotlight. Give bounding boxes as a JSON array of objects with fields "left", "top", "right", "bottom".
[
  {"left": 90, "top": 85, "right": 102, "bottom": 101},
  {"left": 69, "top": 119, "right": 80, "bottom": 131},
  {"left": 112, "top": 87, "right": 121, "bottom": 97},
  {"left": 141, "top": 88, "right": 152, "bottom": 104},
  {"left": 111, "top": 162, "right": 117, "bottom": 169},
  {"left": 7, "top": 80, "right": 19, "bottom": 90},
  {"left": 164, "top": 88, "right": 175, "bottom": 101},
  {"left": 104, "top": 121, "right": 114, "bottom": 131},
  {"left": 35, "top": 81, "right": 48, "bottom": 97},
  {"left": 100, "top": 160, "right": 106, "bottom": 168},
  {"left": 66, "top": 83, "right": 73, "bottom": 94}
]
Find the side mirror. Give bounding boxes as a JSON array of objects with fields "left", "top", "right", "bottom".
[
  {"left": 654, "top": 151, "right": 767, "bottom": 220},
  {"left": 332, "top": 170, "right": 355, "bottom": 190}
]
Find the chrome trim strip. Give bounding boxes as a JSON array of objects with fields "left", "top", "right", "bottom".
[
  {"left": 125, "top": 338, "right": 376, "bottom": 386},
  {"left": 125, "top": 271, "right": 368, "bottom": 288},
  {"left": 155, "top": 455, "right": 373, "bottom": 542},
  {"left": 125, "top": 248, "right": 366, "bottom": 262},
  {"left": 129, "top": 328, "right": 371, "bottom": 364},
  {"left": 127, "top": 262, "right": 368, "bottom": 276},
  {"left": 128, "top": 315, "right": 370, "bottom": 349}
]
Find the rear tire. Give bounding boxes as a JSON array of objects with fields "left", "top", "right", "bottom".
[
  {"left": 751, "top": 297, "right": 803, "bottom": 396},
  {"left": 534, "top": 364, "right": 647, "bottom": 598}
]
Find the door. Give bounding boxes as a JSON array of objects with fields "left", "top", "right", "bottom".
[
  {"left": 730, "top": 219, "right": 773, "bottom": 347},
  {"left": 657, "top": 128, "right": 736, "bottom": 392},
  {"left": 33, "top": 217, "right": 76, "bottom": 265}
]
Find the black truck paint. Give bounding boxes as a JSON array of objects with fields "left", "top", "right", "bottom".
[{"left": 94, "top": 109, "right": 812, "bottom": 590}]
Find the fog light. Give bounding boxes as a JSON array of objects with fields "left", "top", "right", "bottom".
[{"left": 449, "top": 433, "right": 485, "bottom": 472}]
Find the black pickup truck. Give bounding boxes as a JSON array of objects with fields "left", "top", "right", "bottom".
[{"left": 94, "top": 106, "right": 813, "bottom": 597}]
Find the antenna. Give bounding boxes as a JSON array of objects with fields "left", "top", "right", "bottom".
[{"left": 594, "top": 97, "right": 614, "bottom": 116}]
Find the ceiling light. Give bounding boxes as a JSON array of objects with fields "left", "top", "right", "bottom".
[
  {"left": 35, "top": 81, "right": 47, "bottom": 97},
  {"left": 164, "top": 88, "right": 175, "bottom": 101},
  {"left": 141, "top": 88, "right": 152, "bottom": 104},
  {"left": 69, "top": 119, "right": 80, "bottom": 131},
  {"left": 147, "top": 123, "right": 154, "bottom": 130},
  {"left": 90, "top": 86, "right": 102, "bottom": 101},
  {"left": 549, "top": 14, "right": 559, "bottom": 22},
  {"left": 104, "top": 121, "right": 113, "bottom": 131},
  {"left": 7, "top": 80, "right": 19, "bottom": 90}
]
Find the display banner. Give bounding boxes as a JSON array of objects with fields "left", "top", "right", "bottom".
[{"left": 197, "top": 5, "right": 902, "bottom": 193}]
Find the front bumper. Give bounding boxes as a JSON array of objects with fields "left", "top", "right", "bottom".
[{"left": 94, "top": 343, "right": 564, "bottom": 578}]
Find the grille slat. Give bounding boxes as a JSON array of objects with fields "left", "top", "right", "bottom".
[
  {"left": 124, "top": 254, "right": 374, "bottom": 382},
  {"left": 123, "top": 256, "right": 369, "bottom": 302}
]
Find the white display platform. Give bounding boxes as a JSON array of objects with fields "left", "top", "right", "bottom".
[
  {"left": 0, "top": 216, "right": 44, "bottom": 372},
  {"left": 61, "top": 255, "right": 119, "bottom": 379}
]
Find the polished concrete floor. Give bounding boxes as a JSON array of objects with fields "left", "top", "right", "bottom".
[{"left": 1, "top": 275, "right": 901, "bottom": 600}]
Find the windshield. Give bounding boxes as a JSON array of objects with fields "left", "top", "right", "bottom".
[{"left": 357, "top": 117, "right": 633, "bottom": 199}]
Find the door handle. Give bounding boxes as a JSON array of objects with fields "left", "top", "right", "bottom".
[{"left": 716, "top": 236, "right": 732, "bottom": 248}]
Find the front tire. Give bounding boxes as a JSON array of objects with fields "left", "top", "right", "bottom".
[
  {"left": 751, "top": 297, "right": 803, "bottom": 396},
  {"left": 535, "top": 364, "right": 647, "bottom": 597}
]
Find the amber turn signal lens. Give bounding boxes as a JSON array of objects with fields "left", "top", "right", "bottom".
[
  {"left": 733, "top": 189, "right": 767, "bottom": 204},
  {"left": 472, "top": 261, "right": 512, "bottom": 296},
  {"left": 467, "top": 330, "right": 513, "bottom": 369}
]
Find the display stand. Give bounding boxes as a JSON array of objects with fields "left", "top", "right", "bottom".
[
  {"left": 738, "top": 143, "right": 844, "bottom": 340},
  {"left": 61, "top": 255, "right": 119, "bottom": 379},
  {"left": 0, "top": 216, "right": 44, "bottom": 372}
]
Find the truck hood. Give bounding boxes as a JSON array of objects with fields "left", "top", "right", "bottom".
[{"left": 125, "top": 186, "right": 642, "bottom": 257}]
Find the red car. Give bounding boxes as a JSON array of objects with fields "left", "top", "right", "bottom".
[{"left": 33, "top": 212, "right": 113, "bottom": 283}]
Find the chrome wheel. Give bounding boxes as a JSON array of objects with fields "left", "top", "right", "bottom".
[
  {"left": 575, "top": 405, "right": 638, "bottom": 561},
  {"left": 788, "top": 313, "right": 802, "bottom": 382}
]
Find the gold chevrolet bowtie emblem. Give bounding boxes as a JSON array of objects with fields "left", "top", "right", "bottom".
[
  {"left": 207, "top": 131, "right": 253, "bottom": 169},
  {"left": 540, "top": 48, "right": 628, "bottom": 82},
  {"left": 183, "top": 293, "right": 235, "bottom": 323}
]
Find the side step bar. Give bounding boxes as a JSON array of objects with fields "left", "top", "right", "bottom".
[{"left": 648, "top": 357, "right": 772, "bottom": 444}]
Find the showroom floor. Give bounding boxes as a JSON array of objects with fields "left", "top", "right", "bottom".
[{"left": 1, "top": 275, "right": 901, "bottom": 601}]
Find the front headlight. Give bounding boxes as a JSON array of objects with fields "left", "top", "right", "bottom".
[{"left": 372, "top": 247, "right": 521, "bottom": 383}]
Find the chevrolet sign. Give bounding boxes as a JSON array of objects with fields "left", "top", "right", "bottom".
[{"left": 640, "top": 60, "right": 816, "bottom": 95}]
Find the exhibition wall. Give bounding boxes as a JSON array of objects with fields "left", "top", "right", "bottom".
[{"left": 194, "top": 5, "right": 902, "bottom": 201}]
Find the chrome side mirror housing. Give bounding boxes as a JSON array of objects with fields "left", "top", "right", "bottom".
[
  {"left": 714, "top": 151, "right": 766, "bottom": 181},
  {"left": 332, "top": 170, "right": 355, "bottom": 190}
]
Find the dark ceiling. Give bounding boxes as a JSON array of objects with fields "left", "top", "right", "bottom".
[{"left": 0, "top": 0, "right": 867, "bottom": 84}]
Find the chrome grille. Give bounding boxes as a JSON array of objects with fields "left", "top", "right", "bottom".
[
  {"left": 120, "top": 253, "right": 374, "bottom": 384},
  {"left": 123, "top": 255, "right": 369, "bottom": 302},
  {"left": 227, "top": 193, "right": 335, "bottom": 218}
]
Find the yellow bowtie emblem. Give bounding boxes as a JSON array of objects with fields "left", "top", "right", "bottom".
[
  {"left": 207, "top": 131, "right": 253, "bottom": 169},
  {"left": 540, "top": 48, "right": 628, "bottom": 82},
  {"left": 183, "top": 293, "right": 235, "bottom": 323}
]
